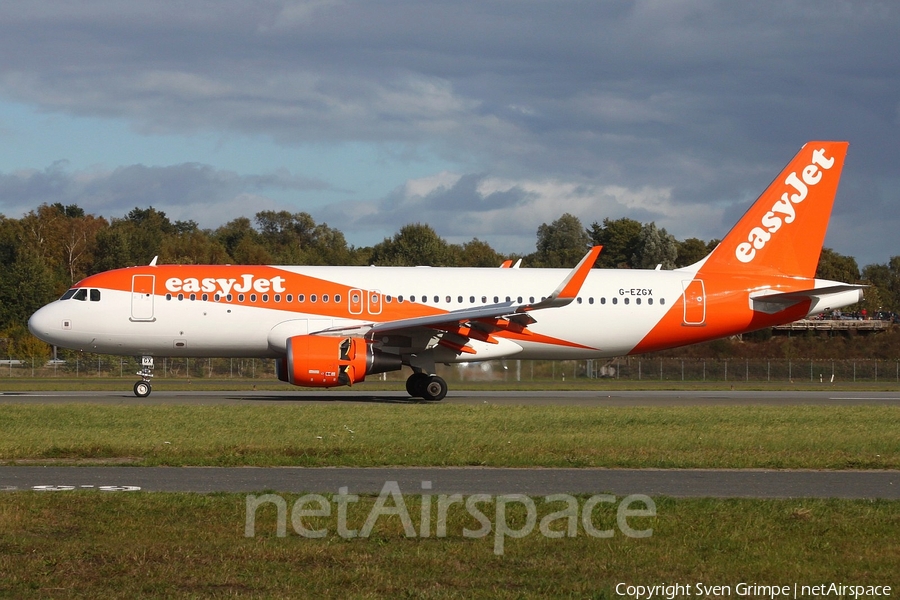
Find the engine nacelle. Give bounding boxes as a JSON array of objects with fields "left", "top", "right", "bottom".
[{"left": 276, "top": 335, "right": 402, "bottom": 388}]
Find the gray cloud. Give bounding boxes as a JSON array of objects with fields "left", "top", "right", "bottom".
[
  {"left": 0, "top": 1, "right": 898, "bottom": 264},
  {"left": 0, "top": 161, "right": 329, "bottom": 226}
]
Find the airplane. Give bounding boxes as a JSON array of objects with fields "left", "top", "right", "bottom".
[{"left": 28, "top": 141, "right": 864, "bottom": 400}]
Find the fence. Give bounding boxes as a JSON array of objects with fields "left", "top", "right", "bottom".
[
  {"left": 582, "top": 357, "right": 900, "bottom": 384},
  {"left": 1, "top": 355, "right": 900, "bottom": 384}
]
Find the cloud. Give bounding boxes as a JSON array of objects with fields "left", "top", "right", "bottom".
[
  {"left": 0, "top": 2, "right": 898, "bottom": 265},
  {"left": 0, "top": 162, "right": 329, "bottom": 227},
  {"left": 317, "top": 171, "right": 703, "bottom": 253}
]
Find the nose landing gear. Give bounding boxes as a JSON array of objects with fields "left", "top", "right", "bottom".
[{"left": 134, "top": 356, "right": 154, "bottom": 397}]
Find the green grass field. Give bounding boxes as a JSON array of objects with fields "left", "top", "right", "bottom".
[
  {"left": 0, "top": 492, "right": 897, "bottom": 599},
  {"left": 2, "top": 388, "right": 898, "bottom": 597},
  {"left": 0, "top": 403, "right": 898, "bottom": 468}
]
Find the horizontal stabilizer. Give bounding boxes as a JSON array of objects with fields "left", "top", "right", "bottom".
[{"left": 750, "top": 284, "right": 866, "bottom": 315}]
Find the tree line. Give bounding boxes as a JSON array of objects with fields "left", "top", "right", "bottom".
[{"left": 2, "top": 203, "right": 898, "bottom": 355}]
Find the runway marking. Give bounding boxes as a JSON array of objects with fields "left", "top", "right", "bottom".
[
  {"left": 831, "top": 397, "right": 900, "bottom": 400},
  {"left": 26, "top": 484, "right": 141, "bottom": 492}
]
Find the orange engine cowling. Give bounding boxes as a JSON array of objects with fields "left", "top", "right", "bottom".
[{"left": 277, "top": 335, "right": 402, "bottom": 388}]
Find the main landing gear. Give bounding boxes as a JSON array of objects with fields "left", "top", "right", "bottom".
[
  {"left": 134, "top": 356, "right": 154, "bottom": 398},
  {"left": 405, "top": 372, "right": 448, "bottom": 401}
]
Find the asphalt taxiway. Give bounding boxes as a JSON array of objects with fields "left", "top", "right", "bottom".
[
  {"left": 1, "top": 466, "right": 897, "bottom": 499},
  {"left": 2, "top": 389, "right": 900, "bottom": 406}
]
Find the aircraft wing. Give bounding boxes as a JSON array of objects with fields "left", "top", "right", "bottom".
[{"left": 315, "top": 246, "right": 602, "bottom": 352}]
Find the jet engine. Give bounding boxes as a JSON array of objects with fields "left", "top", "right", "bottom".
[{"left": 276, "top": 335, "right": 402, "bottom": 387}]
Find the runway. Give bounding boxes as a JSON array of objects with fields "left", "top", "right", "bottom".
[
  {"left": 2, "top": 389, "right": 900, "bottom": 406},
  {"left": 1, "top": 466, "right": 897, "bottom": 499}
]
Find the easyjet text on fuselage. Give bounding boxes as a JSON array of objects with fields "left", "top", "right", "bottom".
[{"left": 165, "top": 274, "right": 287, "bottom": 296}]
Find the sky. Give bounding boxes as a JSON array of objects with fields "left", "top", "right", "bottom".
[{"left": 0, "top": 1, "right": 898, "bottom": 267}]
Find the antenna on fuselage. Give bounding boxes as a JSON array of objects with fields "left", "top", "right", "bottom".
[{"left": 149, "top": 256, "right": 158, "bottom": 267}]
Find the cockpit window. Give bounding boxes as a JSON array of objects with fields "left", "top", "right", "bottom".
[
  {"left": 90, "top": 289, "right": 101, "bottom": 302},
  {"left": 72, "top": 288, "right": 88, "bottom": 301},
  {"left": 60, "top": 289, "right": 77, "bottom": 300}
]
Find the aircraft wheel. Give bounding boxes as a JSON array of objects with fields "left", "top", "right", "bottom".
[
  {"left": 422, "top": 375, "right": 447, "bottom": 401},
  {"left": 134, "top": 381, "right": 152, "bottom": 398},
  {"left": 405, "top": 372, "right": 430, "bottom": 397}
]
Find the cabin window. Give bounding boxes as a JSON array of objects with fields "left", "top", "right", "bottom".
[
  {"left": 661, "top": 298, "right": 666, "bottom": 305},
  {"left": 287, "top": 294, "right": 293, "bottom": 302},
  {"left": 238, "top": 294, "right": 245, "bottom": 302},
  {"left": 648, "top": 298, "right": 653, "bottom": 305},
  {"left": 624, "top": 298, "right": 630, "bottom": 305},
  {"left": 226, "top": 294, "right": 233, "bottom": 302},
  {"left": 202, "top": 294, "right": 209, "bottom": 301},
  {"left": 494, "top": 296, "right": 499, "bottom": 303},
  {"left": 577, "top": 297, "right": 582, "bottom": 304},
  {"left": 275, "top": 294, "right": 281, "bottom": 302},
  {"left": 165, "top": 293, "right": 172, "bottom": 301},
  {"left": 335, "top": 294, "right": 341, "bottom": 303},
  {"left": 177, "top": 293, "right": 184, "bottom": 301},
  {"left": 250, "top": 294, "right": 257, "bottom": 302},
  {"left": 589, "top": 297, "right": 594, "bottom": 304},
  {"left": 612, "top": 297, "right": 617, "bottom": 305},
  {"left": 600, "top": 297, "right": 605, "bottom": 305},
  {"left": 529, "top": 297, "right": 535, "bottom": 303},
  {"left": 298, "top": 294, "right": 305, "bottom": 302},
  {"left": 636, "top": 298, "right": 641, "bottom": 305},
  {"left": 311, "top": 295, "right": 317, "bottom": 303},
  {"left": 469, "top": 296, "right": 475, "bottom": 303}
]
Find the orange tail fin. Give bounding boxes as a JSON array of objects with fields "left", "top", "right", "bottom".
[{"left": 699, "top": 141, "right": 848, "bottom": 278}]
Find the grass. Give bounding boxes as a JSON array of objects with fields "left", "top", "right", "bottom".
[
  {"left": 0, "top": 403, "right": 897, "bottom": 468},
  {"left": 0, "top": 492, "right": 896, "bottom": 598}
]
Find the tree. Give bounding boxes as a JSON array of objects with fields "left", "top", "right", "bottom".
[
  {"left": 675, "top": 237, "right": 713, "bottom": 268},
  {"left": 816, "top": 248, "right": 860, "bottom": 283},
  {"left": 456, "top": 238, "right": 505, "bottom": 267},
  {"left": 587, "top": 217, "right": 642, "bottom": 268},
  {"left": 861, "top": 256, "right": 900, "bottom": 313},
  {"left": 631, "top": 222, "right": 678, "bottom": 270},
  {"left": 533, "top": 213, "right": 591, "bottom": 267},
  {"left": 369, "top": 223, "right": 453, "bottom": 266},
  {"left": 60, "top": 212, "right": 107, "bottom": 284},
  {"left": 0, "top": 250, "right": 56, "bottom": 330},
  {"left": 213, "top": 217, "right": 271, "bottom": 264}
]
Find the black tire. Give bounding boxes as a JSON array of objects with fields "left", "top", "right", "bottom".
[
  {"left": 405, "top": 372, "right": 429, "bottom": 397},
  {"left": 134, "top": 381, "right": 152, "bottom": 398},
  {"left": 422, "top": 375, "right": 447, "bottom": 401}
]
